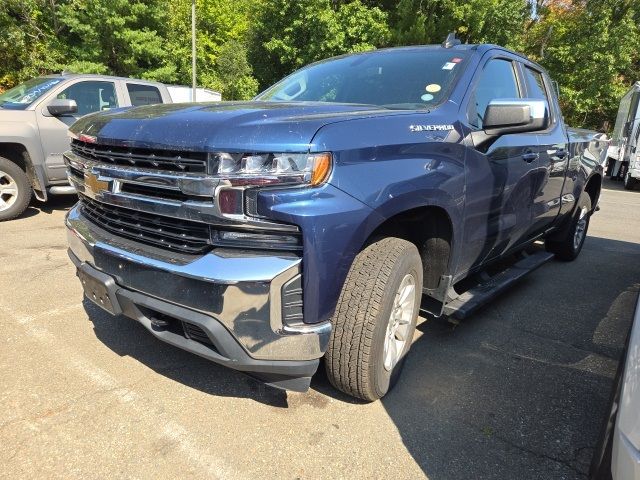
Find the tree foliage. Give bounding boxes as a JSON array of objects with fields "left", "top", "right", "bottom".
[
  {"left": 524, "top": 0, "right": 640, "bottom": 130},
  {"left": 0, "top": 0, "right": 639, "bottom": 130},
  {"left": 249, "top": 0, "right": 389, "bottom": 88}
]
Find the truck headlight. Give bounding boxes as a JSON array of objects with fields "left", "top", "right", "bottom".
[{"left": 208, "top": 152, "right": 331, "bottom": 187}]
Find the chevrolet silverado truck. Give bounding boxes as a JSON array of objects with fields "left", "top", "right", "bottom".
[
  {"left": 0, "top": 74, "right": 171, "bottom": 220},
  {"left": 64, "top": 40, "right": 607, "bottom": 401}
]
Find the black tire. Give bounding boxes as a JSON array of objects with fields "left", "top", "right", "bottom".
[
  {"left": 545, "top": 191, "right": 591, "bottom": 261},
  {"left": 0, "top": 156, "right": 32, "bottom": 222},
  {"left": 325, "top": 237, "right": 423, "bottom": 401},
  {"left": 588, "top": 355, "right": 624, "bottom": 480},
  {"left": 623, "top": 170, "right": 638, "bottom": 190},
  {"left": 604, "top": 157, "right": 615, "bottom": 177}
]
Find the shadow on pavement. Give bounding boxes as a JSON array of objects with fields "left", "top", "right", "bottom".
[
  {"left": 602, "top": 176, "right": 640, "bottom": 193},
  {"left": 18, "top": 195, "right": 77, "bottom": 219},
  {"left": 381, "top": 236, "right": 640, "bottom": 479},
  {"left": 83, "top": 298, "right": 294, "bottom": 408},
  {"left": 81, "top": 233, "right": 639, "bottom": 477}
]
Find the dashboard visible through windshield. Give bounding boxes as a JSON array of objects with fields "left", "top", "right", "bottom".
[{"left": 256, "top": 48, "right": 469, "bottom": 110}]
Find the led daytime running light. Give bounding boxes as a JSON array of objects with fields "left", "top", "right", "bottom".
[{"left": 209, "top": 152, "right": 331, "bottom": 187}]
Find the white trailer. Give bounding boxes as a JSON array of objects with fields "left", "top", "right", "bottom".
[
  {"left": 166, "top": 85, "right": 221, "bottom": 103},
  {"left": 607, "top": 82, "right": 640, "bottom": 189}
]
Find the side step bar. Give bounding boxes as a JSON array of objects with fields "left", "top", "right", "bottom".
[
  {"left": 48, "top": 185, "right": 77, "bottom": 195},
  {"left": 443, "top": 250, "right": 555, "bottom": 319}
]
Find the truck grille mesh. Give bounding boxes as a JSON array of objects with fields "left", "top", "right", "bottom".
[
  {"left": 79, "top": 195, "right": 211, "bottom": 254},
  {"left": 71, "top": 140, "right": 208, "bottom": 173}
]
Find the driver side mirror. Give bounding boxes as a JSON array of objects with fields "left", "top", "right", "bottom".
[
  {"left": 483, "top": 98, "right": 548, "bottom": 135},
  {"left": 46, "top": 98, "right": 78, "bottom": 117}
]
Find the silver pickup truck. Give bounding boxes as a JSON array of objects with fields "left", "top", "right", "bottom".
[{"left": 0, "top": 74, "right": 172, "bottom": 221}]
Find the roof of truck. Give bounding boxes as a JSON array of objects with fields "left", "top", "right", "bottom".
[
  {"left": 44, "top": 73, "right": 165, "bottom": 86},
  {"left": 300, "top": 43, "right": 543, "bottom": 73}
]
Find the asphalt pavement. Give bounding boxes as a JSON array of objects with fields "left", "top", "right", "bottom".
[{"left": 1, "top": 178, "right": 639, "bottom": 479}]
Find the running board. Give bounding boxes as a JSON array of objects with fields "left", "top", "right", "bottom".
[
  {"left": 48, "top": 185, "right": 77, "bottom": 195},
  {"left": 443, "top": 251, "right": 555, "bottom": 319}
]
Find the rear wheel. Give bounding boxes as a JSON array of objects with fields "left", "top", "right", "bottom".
[
  {"left": 623, "top": 170, "right": 638, "bottom": 190},
  {"left": 545, "top": 191, "right": 591, "bottom": 261},
  {"left": 325, "top": 237, "right": 423, "bottom": 401},
  {"left": 0, "top": 156, "right": 32, "bottom": 221}
]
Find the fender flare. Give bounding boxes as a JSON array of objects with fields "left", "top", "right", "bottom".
[{"left": 0, "top": 121, "right": 48, "bottom": 201}]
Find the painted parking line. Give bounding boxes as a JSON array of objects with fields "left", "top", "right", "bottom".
[{"left": 0, "top": 303, "right": 238, "bottom": 480}]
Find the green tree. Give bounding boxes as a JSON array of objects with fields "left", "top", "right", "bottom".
[
  {"left": 392, "top": 0, "right": 531, "bottom": 50},
  {"left": 57, "top": 0, "right": 171, "bottom": 80},
  {"left": 391, "top": 0, "right": 531, "bottom": 50},
  {"left": 249, "top": 0, "right": 390, "bottom": 88},
  {"left": 165, "top": 0, "right": 257, "bottom": 98},
  {"left": 525, "top": 0, "right": 640, "bottom": 130},
  {"left": 214, "top": 40, "right": 259, "bottom": 100},
  {"left": 0, "top": 0, "right": 66, "bottom": 88}
]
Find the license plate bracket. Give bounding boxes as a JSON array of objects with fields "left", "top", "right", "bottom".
[{"left": 77, "top": 263, "right": 122, "bottom": 315}]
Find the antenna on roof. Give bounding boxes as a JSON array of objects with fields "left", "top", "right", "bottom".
[{"left": 442, "top": 32, "right": 461, "bottom": 48}]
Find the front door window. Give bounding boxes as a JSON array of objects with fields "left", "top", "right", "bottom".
[{"left": 56, "top": 81, "right": 118, "bottom": 116}]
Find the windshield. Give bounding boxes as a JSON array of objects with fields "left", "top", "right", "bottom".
[
  {"left": 256, "top": 49, "right": 469, "bottom": 109},
  {"left": 0, "top": 77, "right": 64, "bottom": 110}
]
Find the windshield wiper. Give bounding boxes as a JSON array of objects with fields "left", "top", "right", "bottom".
[{"left": 380, "top": 103, "right": 432, "bottom": 110}]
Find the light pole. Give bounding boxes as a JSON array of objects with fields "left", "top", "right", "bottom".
[{"left": 191, "top": 0, "right": 196, "bottom": 102}]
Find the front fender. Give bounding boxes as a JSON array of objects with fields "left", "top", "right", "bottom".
[
  {"left": 257, "top": 144, "right": 466, "bottom": 324},
  {"left": 257, "top": 183, "right": 385, "bottom": 325},
  {"left": 0, "top": 116, "right": 47, "bottom": 200},
  {"left": 0, "top": 118, "right": 48, "bottom": 199}
]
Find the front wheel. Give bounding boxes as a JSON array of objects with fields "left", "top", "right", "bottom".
[
  {"left": 545, "top": 191, "right": 591, "bottom": 261},
  {"left": 0, "top": 156, "right": 32, "bottom": 221},
  {"left": 325, "top": 237, "right": 423, "bottom": 401}
]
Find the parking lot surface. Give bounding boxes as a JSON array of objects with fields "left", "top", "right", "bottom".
[{"left": 1, "top": 179, "right": 639, "bottom": 480}]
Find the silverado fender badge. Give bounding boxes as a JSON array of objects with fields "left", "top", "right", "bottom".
[{"left": 409, "top": 124, "right": 455, "bottom": 132}]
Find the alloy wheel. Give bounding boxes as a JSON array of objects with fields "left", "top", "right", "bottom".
[{"left": 383, "top": 274, "right": 416, "bottom": 371}]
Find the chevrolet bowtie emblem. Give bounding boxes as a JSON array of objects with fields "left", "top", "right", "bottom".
[{"left": 85, "top": 171, "right": 110, "bottom": 195}]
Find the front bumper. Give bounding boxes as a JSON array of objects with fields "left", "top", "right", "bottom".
[
  {"left": 612, "top": 431, "right": 640, "bottom": 480},
  {"left": 66, "top": 204, "right": 331, "bottom": 391}
]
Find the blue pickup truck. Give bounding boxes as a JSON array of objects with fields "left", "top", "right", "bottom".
[{"left": 64, "top": 40, "right": 606, "bottom": 401}]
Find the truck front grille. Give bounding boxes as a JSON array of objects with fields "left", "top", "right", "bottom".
[
  {"left": 79, "top": 195, "right": 211, "bottom": 254},
  {"left": 68, "top": 141, "right": 303, "bottom": 255},
  {"left": 71, "top": 140, "right": 208, "bottom": 174}
]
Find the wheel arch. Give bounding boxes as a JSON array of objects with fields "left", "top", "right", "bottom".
[
  {"left": 362, "top": 205, "right": 455, "bottom": 290},
  {"left": 0, "top": 141, "right": 46, "bottom": 200},
  {"left": 584, "top": 173, "right": 602, "bottom": 214}
]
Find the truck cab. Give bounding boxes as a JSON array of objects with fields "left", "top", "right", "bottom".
[{"left": 0, "top": 74, "right": 172, "bottom": 220}]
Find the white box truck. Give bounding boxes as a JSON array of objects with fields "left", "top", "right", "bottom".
[{"left": 606, "top": 82, "right": 640, "bottom": 189}]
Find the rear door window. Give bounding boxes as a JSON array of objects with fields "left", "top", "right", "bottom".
[
  {"left": 127, "top": 84, "right": 163, "bottom": 106},
  {"left": 56, "top": 81, "right": 118, "bottom": 116},
  {"left": 523, "top": 67, "right": 549, "bottom": 102},
  {"left": 523, "top": 66, "right": 555, "bottom": 127}
]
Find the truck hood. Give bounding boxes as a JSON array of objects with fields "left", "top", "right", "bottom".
[
  {"left": 69, "top": 101, "right": 412, "bottom": 152},
  {"left": 0, "top": 109, "right": 35, "bottom": 122}
]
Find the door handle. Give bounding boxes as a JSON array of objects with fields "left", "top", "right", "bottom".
[
  {"left": 555, "top": 149, "right": 567, "bottom": 159},
  {"left": 522, "top": 152, "right": 538, "bottom": 163}
]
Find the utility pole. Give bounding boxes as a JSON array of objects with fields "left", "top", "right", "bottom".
[{"left": 191, "top": 0, "right": 197, "bottom": 102}]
